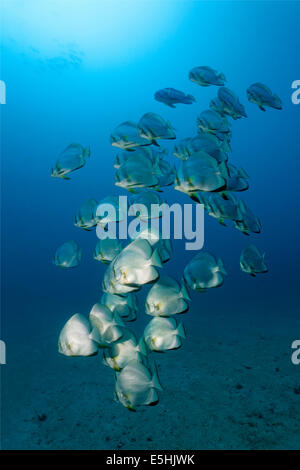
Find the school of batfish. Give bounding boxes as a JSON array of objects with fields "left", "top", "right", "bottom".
[{"left": 52, "top": 66, "right": 281, "bottom": 411}]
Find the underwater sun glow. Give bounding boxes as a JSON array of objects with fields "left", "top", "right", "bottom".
[{"left": 2, "top": 0, "right": 187, "bottom": 66}]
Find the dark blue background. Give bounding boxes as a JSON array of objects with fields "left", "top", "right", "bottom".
[{"left": 1, "top": 2, "right": 300, "bottom": 449}]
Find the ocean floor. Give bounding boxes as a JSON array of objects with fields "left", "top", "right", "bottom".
[{"left": 1, "top": 299, "right": 300, "bottom": 450}]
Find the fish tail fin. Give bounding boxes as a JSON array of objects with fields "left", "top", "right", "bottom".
[
  {"left": 150, "top": 360, "right": 163, "bottom": 391},
  {"left": 164, "top": 238, "right": 173, "bottom": 254},
  {"left": 102, "top": 355, "right": 109, "bottom": 367},
  {"left": 153, "top": 161, "right": 163, "bottom": 176},
  {"left": 238, "top": 167, "right": 249, "bottom": 179},
  {"left": 187, "top": 94, "right": 196, "bottom": 103},
  {"left": 219, "top": 72, "right": 226, "bottom": 82},
  {"left": 218, "top": 258, "right": 227, "bottom": 276},
  {"left": 89, "top": 326, "right": 101, "bottom": 344},
  {"left": 273, "top": 94, "right": 282, "bottom": 109},
  {"left": 182, "top": 275, "right": 189, "bottom": 292},
  {"left": 153, "top": 153, "right": 161, "bottom": 166},
  {"left": 138, "top": 337, "right": 148, "bottom": 356},
  {"left": 151, "top": 248, "right": 163, "bottom": 268},
  {"left": 180, "top": 283, "right": 191, "bottom": 301},
  {"left": 177, "top": 322, "right": 186, "bottom": 339},
  {"left": 238, "top": 200, "right": 246, "bottom": 213},
  {"left": 144, "top": 388, "right": 159, "bottom": 406},
  {"left": 236, "top": 207, "right": 243, "bottom": 221},
  {"left": 83, "top": 146, "right": 91, "bottom": 158},
  {"left": 222, "top": 140, "right": 231, "bottom": 153},
  {"left": 113, "top": 311, "right": 125, "bottom": 327}
]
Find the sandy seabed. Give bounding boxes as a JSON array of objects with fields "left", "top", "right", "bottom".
[{"left": 1, "top": 304, "right": 300, "bottom": 450}]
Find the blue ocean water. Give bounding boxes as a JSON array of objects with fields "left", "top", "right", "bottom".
[{"left": 1, "top": 1, "right": 300, "bottom": 450}]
